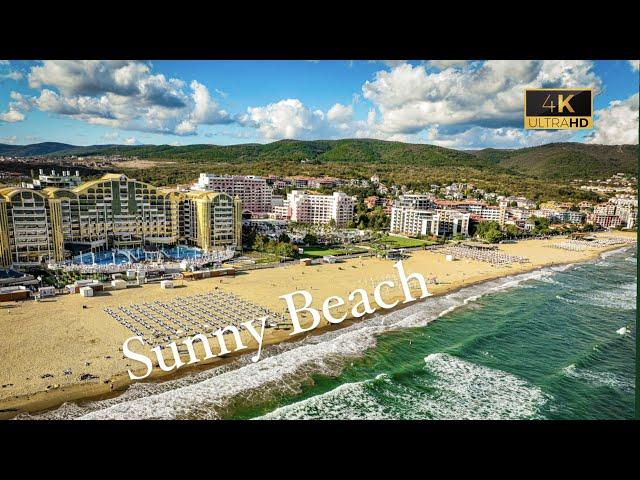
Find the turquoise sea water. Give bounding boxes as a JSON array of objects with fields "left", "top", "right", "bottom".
[
  {"left": 240, "top": 247, "right": 637, "bottom": 420},
  {"left": 28, "top": 247, "right": 636, "bottom": 420}
]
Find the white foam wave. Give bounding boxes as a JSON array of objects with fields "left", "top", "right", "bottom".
[
  {"left": 260, "top": 353, "right": 549, "bottom": 420},
  {"left": 570, "top": 282, "right": 636, "bottom": 311},
  {"left": 563, "top": 364, "right": 634, "bottom": 393},
  {"left": 600, "top": 246, "right": 634, "bottom": 260}
]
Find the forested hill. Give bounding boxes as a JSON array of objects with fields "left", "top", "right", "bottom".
[
  {"left": 472, "top": 143, "right": 638, "bottom": 180},
  {"left": 0, "top": 139, "right": 637, "bottom": 180}
]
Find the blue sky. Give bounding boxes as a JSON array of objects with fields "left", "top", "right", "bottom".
[{"left": 1, "top": 60, "right": 638, "bottom": 149}]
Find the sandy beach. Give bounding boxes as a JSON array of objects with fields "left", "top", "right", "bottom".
[{"left": 0, "top": 231, "right": 635, "bottom": 419}]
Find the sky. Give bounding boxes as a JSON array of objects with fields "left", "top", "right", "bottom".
[{"left": 0, "top": 60, "right": 638, "bottom": 149}]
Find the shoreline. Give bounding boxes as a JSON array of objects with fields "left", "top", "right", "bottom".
[{"left": 1, "top": 234, "right": 636, "bottom": 419}]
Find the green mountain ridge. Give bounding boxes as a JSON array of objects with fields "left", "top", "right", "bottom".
[{"left": 0, "top": 139, "right": 637, "bottom": 181}]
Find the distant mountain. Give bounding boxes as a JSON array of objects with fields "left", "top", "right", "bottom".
[
  {"left": 0, "top": 142, "right": 76, "bottom": 156},
  {"left": 1, "top": 139, "right": 637, "bottom": 181},
  {"left": 0, "top": 142, "right": 139, "bottom": 157},
  {"left": 473, "top": 143, "right": 638, "bottom": 180}
]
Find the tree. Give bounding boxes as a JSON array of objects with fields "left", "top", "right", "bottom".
[
  {"left": 277, "top": 232, "right": 291, "bottom": 243},
  {"left": 505, "top": 224, "right": 520, "bottom": 238},
  {"left": 252, "top": 235, "right": 266, "bottom": 252},
  {"left": 303, "top": 233, "right": 317, "bottom": 245},
  {"left": 485, "top": 228, "right": 504, "bottom": 243}
]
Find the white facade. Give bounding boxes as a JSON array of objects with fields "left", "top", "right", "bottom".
[
  {"left": 390, "top": 206, "right": 469, "bottom": 237},
  {"left": 390, "top": 207, "right": 435, "bottom": 236},
  {"left": 287, "top": 190, "right": 355, "bottom": 226},
  {"left": 434, "top": 209, "right": 470, "bottom": 236},
  {"left": 194, "top": 174, "right": 273, "bottom": 215},
  {"left": 394, "top": 194, "right": 435, "bottom": 210},
  {"left": 478, "top": 206, "right": 507, "bottom": 225}
]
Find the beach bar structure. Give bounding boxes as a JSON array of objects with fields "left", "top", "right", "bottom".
[
  {"left": 182, "top": 267, "right": 236, "bottom": 281},
  {"left": 0, "top": 285, "right": 30, "bottom": 302},
  {"left": 66, "top": 280, "right": 104, "bottom": 294},
  {"left": 160, "top": 280, "right": 174, "bottom": 289},
  {"left": 38, "top": 286, "right": 56, "bottom": 298},
  {"left": 111, "top": 279, "right": 127, "bottom": 290},
  {"left": 79, "top": 286, "right": 94, "bottom": 297}
]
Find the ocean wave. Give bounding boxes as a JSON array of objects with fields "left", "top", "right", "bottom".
[
  {"left": 563, "top": 364, "right": 634, "bottom": 393},
  {"left": 568, "top": 283, "right": 636, "bottom": 311},
  {"left": 260, "top": 353, "right": 549, "bottom": 420},
  {"left": 600, "top": 246, "right": 635, "bottom": 260},
  {"left": 23, "top": 263, "right": 603, "bottom": 420}
]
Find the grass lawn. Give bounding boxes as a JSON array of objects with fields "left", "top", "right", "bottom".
[
  {"left": 375, "top": 235, "right": 435, "bottom": 248},
  {"left": 300, "top": 245, "right": 368, "bottom": 258},
  {"left": 243, "top": 251, "right": 282, "bottom": 264}
]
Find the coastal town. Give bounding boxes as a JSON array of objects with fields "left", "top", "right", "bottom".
[
  {"left": 0, "top": 158, "right": 637, "bottom": 418},
  {"left": 0, "top": 162, "right": 637, "bottom": 295}
]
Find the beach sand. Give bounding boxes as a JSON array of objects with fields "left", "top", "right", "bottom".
[{"left": 0, "top": 231, "right": 635, "bottom": 418}]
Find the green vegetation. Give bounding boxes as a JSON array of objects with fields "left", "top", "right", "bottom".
[
  {"left": 244, "top": 230, "right": 298, "bottom": 259},
  {"left": 299, "top": 246, "right": 368, "bottom": 258},
  {"left": 474, "top": 221, "right": 505, "bottom": 243},
  {"left": 374, "top": 235, "right": 434, "bottom": 248},
  {"left": 473, "top": 142, "right": 638, "bottom": 181},
  {"left": 2, "top": 140, "right": 636, "bottom": 203},
  {"left": 42, "top": 269, "right": 109, "bottom": 289}
]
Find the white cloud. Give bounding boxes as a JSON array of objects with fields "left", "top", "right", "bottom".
[
  {"left": 327, "top": 103, "right": 354, "bottom": 124},
  {"left": 629, "top": 60, "right": 639, "bottom": 72},
  {"left": 362, "top": 60, "right": 603, "bottom": 135},
  {"left": 240, "top": 99, "right": 328, "bottom": 140},
  {"left": 25, "top": 60, "right": 232, "bottom": 136},
  {"left": 123, "top": 137, "right": 137, "bottom": 145},
  {"left": 2, "top": 109, "right": 26, "bottom": 122},
  {"left": 428, "top": 60, "right": 470, "bottom": 70},
  {"left": 1, "top": 135, "right": 18, "bottom": 144},
  {"left": 102, "top": 131, "right": 119, "bottom": 141},
  {"left": 185, "top": 80, "right": 232, "bottom": 130},
  {"left": 585, "top": 93, "right": 639, "bottom": 145},
  {"left": 382, "top": 60, "right": 407, "bottom": 68},
  {"left": 0, "top": 91, "right": 30, "bottom": 123},
  {"left": 0, "top": 71, "right": 23, "bottom": 81},
  {"left": 425, "top": 126, "right": 575, "bottom": 149}
]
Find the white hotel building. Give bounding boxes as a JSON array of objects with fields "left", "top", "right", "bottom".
[
  {"left": 194, "top": 174, "right": 273, "bottom": 216},
  {"left": 286, "top": 190, "right": 355, "bottom": 227},
  {"left": 390, "top": 199, "right": 470, "bottom": 238}
]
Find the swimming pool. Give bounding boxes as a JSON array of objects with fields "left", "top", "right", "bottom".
[{"left": 72, "top": 246, "right": 204, "bottom": 265}]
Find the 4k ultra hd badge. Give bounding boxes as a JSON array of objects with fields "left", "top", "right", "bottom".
[{"left": 524, "top": 89, "right": 593, "bottom": 129}]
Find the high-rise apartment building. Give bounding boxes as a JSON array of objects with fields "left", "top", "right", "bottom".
[
  {"left": 194, "top": 174, "right": 272, "bottom": 216},
  {"left": 287, "top": 190, "right": 355, "bottom": 226}
]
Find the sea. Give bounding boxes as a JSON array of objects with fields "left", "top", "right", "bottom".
[{"left": 26, "top": 246, "right": 636, "bottom": 420}]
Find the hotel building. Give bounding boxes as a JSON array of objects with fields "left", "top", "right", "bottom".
[
  {"left": 588, "top": 213, "right": 622, "bottom": 229},
  {"left": 396, "top": 194, "right": 436, "bottom": 210},
  {"left": 286, "top": 190, "right": 355, "bottom": 226},
  {"left": 193, "top": 174, "right": 273, "bottom": 216},
  {"left": 390, "top": 204, "right": 470, "bottom": 237},
  {"left": 0, "top": 174, "right": 242, "bottom": 268}
]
